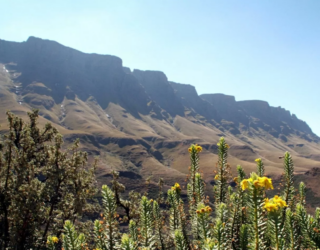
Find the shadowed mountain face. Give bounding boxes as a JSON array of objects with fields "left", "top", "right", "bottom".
[
  {"left": 0, "top": 37, "right": 162, "bottom": 118},
  {"left": 0, "top": 37, "right": 320, "bottom": 205},
  {"left": 132, "top": 70, "right": 185, "bottom": 118},
  {"left": 201, "top": 94, "right": 315, "bottom": 140}
]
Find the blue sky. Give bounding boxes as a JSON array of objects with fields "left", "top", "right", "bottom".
[{"left": 1, "top": 0, "right": 320, "bottom": 136}]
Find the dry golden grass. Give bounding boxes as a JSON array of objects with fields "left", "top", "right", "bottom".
[{"left": 0, "top": 63, "right": 319, "bottom": 208}]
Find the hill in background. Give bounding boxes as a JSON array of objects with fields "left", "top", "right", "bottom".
[{"left": 0, "top": 36, "right": 319, "bottom": 208}]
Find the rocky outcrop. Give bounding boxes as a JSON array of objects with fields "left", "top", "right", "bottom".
[
  {"left": 238, "top": 100, "right": 314, "bottom": 138},
  {"left": 170, "top": 82, "right": 220, "bottom": 122},
  {"left": 200, "top": 94, "right": 248, "bottom": 126},
  {"left": 201, "top": 93, "right": 318, "bottom": 140},
  {"left": 133, "top": 70, "right": 185, "bottom": 117},
  {"left": 0, "top": 37, "right": 162, "bottom": 118},
  {"left": 200, "top": 94, "right": 248, "bottom": 134}
]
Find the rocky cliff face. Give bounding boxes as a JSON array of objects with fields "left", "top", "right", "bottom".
[
  {"left": 200, "top": 94, "right": 248, "bottom": 125},
  {"left": 170, "top": 82, "right": 220, "bottom": 122},
  {"left": 132, "top": 70, "right": 185, "bottom": 118},
  {"left": 0, "top": 37, "right": 161, "bottom": 118},
  {"left": 201, "top": 94, "right": 318, "bottom": 142},
  {"left": 0, "top": 36, "right": 317, "bottom": 142}
]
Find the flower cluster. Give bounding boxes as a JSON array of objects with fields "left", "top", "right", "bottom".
[
  {"left": 241, "top": 176, "right": 273, "bottom": 190},
  {"left": 46, "top": 235, "right": 59, "bottom": 245},
  {"left": 196, "top": 206, "right": 212, "bottom": 215},
  {"left": 171, "top": 182, "right": 181, "bottom": 192},
  {"left": 188, "top": 144, "right": 203, "bottom": 153},
  {"left": 264, "top": 195, "right": 287, "bottom": 212},
  {"left": 217, "top": 142, "right": 230, "bottom": 148}
]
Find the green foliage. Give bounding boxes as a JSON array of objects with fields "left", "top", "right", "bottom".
[
  {"left": 1, "top": 111, "right": 319, "bottom": 249},
  {"left": 283, "top": 208, "right": 302, "bottom": 249},
  {"left": 0, "top": 110, "right": 97, "bottom": 249},
  {"left": 255, "top": 158, "right": 264, "bottom": 177},
  {"left": 174, "top": 230, "right": 187, "bottom": 250},
  {"left": 93, "top": 184, "right": 120, "bottom": 250},
  {"left": 120, "top": 234, "right": 137, "bottom": 250},
  {"left": 139, "top": 196, "right": 155, "bottom": 248},
  {"left": 239, "top": 224, "right": 249, "bottom": 250},
  {"left": 129, "top": 220, "right": 138, "bottom": 243},
  {"left": 61, "top": 220, "right": 86, "bottom": 250},
  {"left": 214, "top": 137, "right": 230, "bottom": 204},
  {"left": 282, "top": 152, "right": 295, "bottom": 210},
  {"left": 153, "top": 200, "right": 165, "bottom": 249},
  {"left": 213, "top": 203, "right": 229, "bottom": 249}
]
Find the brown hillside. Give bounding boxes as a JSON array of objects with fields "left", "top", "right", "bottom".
[{"left": 0, "top": 37, "right": 319, "bottom": 209}]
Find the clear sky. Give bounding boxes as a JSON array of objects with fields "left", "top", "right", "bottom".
[{"left": 1, "top": 0, "right": 319, "bottom": 136}]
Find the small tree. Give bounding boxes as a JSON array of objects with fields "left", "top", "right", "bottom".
[{"left": 0, "top": 110, "right": 97, "bottom": 249}]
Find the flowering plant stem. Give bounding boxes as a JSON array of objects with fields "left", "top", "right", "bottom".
[
  {"left": 275, "top": 216, "right": 279, "bottom": 250},
  {"left": 254, "top": 189, "right": 259, "bottom": 250}
]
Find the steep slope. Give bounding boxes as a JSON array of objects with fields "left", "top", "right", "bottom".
[
  {"left": 201, "top": 93, "right": 318, "bottom": 143},
  {"left": 170, "top": 82, "right": 220, "bottom": 124},
  {"left": 0, "top": 37, "right": 320, "bottom": 209},
  {"left": 132, "top": 70, "right": 185, "bottom": 119},
  {"left": 0, "top": 36, "right": 162, "bottom": 118}
]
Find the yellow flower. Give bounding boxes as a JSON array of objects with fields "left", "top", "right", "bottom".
[
  {"left": 240, "top": 178, "right": 253, "bottom": 190},
  {"left": 196, "top": 145, "right": 202, "bottom": 153},
  {"left": 205, "top": 206, "right": 212, "bottom": 213},
  {"left": 264, "top": 202, "right": 278, "bottom": 212},
  {"left": 258, "top": 177, "right": 273, "bottom": 190},
  {"left": 214, "top": 175, "right": 219, "bottom": 180},
  {"left": 255, "top": 158, "right": 262, "bottom": 163},
  {"left": 173, "top": 183, "right": 181, "bottom": 191},
  {"left": 253, "top": 180, "right": 260, "bottom": 188},
  {"left": 273, "top": 195, "right": 287, "bottom": 208},
  {"left": 188, "top": 147, "right": 192, "bottom": 153},
  {"left": 52, "top": 236, "right": 59, "bottom": 243},
  {"left": 264, "top": 195, "right": 287, "bottom": 213},
  {"left": 241, "top": 178, "right": 253, "bottom": 190},
  {"left": 197, "top": 206, "right": 212, "bottom": 215}
]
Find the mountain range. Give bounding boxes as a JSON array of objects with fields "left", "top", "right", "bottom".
[{"left": 0, "top": 36, "right": 319, "bottom": 208}]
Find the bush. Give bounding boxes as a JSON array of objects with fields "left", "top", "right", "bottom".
[{"left": 0, "top": 111, "right": 97, "bottom": 249}]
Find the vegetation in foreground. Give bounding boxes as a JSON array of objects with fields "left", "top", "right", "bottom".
[{"left": 0, "top": 111, "right": 319, "bottom": 249}]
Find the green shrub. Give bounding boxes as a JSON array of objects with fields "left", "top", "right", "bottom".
[{"left": 0, "top": 111, "right": 97, "bottom": 249}]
